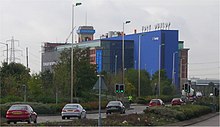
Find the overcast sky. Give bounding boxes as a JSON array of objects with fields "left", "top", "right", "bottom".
[{"left": 0, "top": 0, "right": 219, "bottom": 79}]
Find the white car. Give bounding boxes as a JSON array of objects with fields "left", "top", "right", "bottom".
[
  {"left": 61, "top": 104, "right": 86, "bottom": 119},
  {"left": 196, "top": 92, "right": 202, "bottom": 98}
]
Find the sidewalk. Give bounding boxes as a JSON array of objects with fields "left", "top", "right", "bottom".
[{"left": 167, "top": 112, "right": 219, "bottom": 126}]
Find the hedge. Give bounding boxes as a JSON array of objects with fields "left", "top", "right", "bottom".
[
  {"left": 144, "top": 104, "right": 212, "bottom": 121},
  {"left": 0, "top": 101, "right": 108, "bottom": 118},
  {"left": 136, "top": 95, "right": 178, "bottom": 104}
]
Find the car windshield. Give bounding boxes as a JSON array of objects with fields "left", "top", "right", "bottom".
[
  {"left": 107, "top": 101, "right": 121, "bottom": 106},
  {"left": 150, "top": 100, "right": 159, "bottom": 103},
  {"left": 173, "top": 98, "right": 180, "bottom": 101},
  {"left": 64, "top": 105, "right": 79, "bottom": 109},
  {"left": 9, "top": 105, "right": 28, "bottom": 110}
]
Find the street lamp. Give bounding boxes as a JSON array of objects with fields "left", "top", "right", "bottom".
[
  {"left": 172, "top": 51, "right": 178, "bottom": 85},
  {"left": 158, "top": 43, "right": 164, "bottom": 96},
  {"left": 138, "top": 33, "right": 144, "bottom": 97},
  {"left": 97, "top": 74, "right": 104, "bottom": 126},
  {"left": 115, "top": 55, "right": 117, "bottom": 76},
  {"left": 0, "top": 42, "right": 8, "bottom": 64},
  {"left": 22, "top": 85, "right": 26, "bottom": 102},
  {"left": 122, "top": 20, "right": 131, "bottom": 84},
  {"left": 71, "top": 2, "right": 82, "bottom": 103}
]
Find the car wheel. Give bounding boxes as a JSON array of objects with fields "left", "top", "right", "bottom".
[
  {"left": 34, "top": 119, "right": 37, "bottom": 124},
  {"left": 67, "top": 117, "right": 70, "bottom": 119},
  {"left": 78, "top": 114, "right": 82, "bottom": 119},
  {"left": 28, "top": 117, "right": 31, "bottom": 123},
  {"left": 14, "top": 121, "right": 17, "bottom": 124},
  {"left": 62, "top": 116, "right": 65, "bottom": 119},
  {"left": 7, "top": 121, "right": 10, "bottom": 124}
]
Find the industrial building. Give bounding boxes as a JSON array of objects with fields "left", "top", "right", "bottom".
[{"left": 41, "top": 25, "right": 189, "bottom": 90}]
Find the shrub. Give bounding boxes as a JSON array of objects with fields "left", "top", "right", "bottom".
[
  {"left": 0, "top": 96, "right": 23, "bottom": 104},
  {"left": 144, "top": 106, "right": 186, "bottom": 121},
  {"left": 136, "top": 97, "right": 148, "bottom": 104},
  {"left": 0, "top": 102, "right": 64, "bottom": 117},
  {"left": 144, "top": 104, "right": 212, "bottom": 121}
]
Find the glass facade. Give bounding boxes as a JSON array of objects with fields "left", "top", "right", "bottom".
[{"left": 101, "top": 40, "right": 134, "bottom": 73}]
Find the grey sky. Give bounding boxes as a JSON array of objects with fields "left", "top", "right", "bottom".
[{"left": 0, "top": 0, "right": 219, "bottom": 79}]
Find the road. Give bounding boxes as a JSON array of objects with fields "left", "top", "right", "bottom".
[
  {"left": 188, "top": 114, "right": 220, "bottom": 126},
  {"left": 37, "top": 104, "right": 146, "bottom": 123}
]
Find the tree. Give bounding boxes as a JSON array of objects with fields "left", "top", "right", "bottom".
[
  {"left": 27, "top": 73, "right": 44, "bottom": 102},
  {"left": 0, "top": 62, "right": 30, "bottom": 98},
  {"left": 125, "top": 69, "right": 152, "bottom": 97},
  {"left": 151, "top": 69, "right": 174, "bottom": 95},
  {"left": 53, "top": 47, "right": 97, "bottom": 100}
]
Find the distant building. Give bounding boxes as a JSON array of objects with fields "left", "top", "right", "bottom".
[
  {"left": 190, "top": 78, "right": 220, "bottom": 96},
  {"left": 77, "top": 26, "right": 95, "bottom": 43},
  {"left": 179, "top": 41, "right": 190, "bottom": 91},
  {"left": 41, "top": 42, "right": 66, "bottom": 72},
  {"left": 41, "top": 27, "right": 184, "bottom": 90}
]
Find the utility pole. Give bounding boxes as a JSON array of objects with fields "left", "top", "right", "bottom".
[
  {"left": 6, "top": 37, "right": 22, "bottom": 63},
  {"left": 0, "top": 42, "right": 8, "bottom": 64},
  {"left": 26, "top": 47, "right": 28, "bottom": 68}
]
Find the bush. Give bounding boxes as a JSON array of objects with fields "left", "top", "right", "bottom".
[
  {"left": 136, "top": 95, "right": 178, "bottom": 104},
  {"left": 144, "top": 106, "right": 186, "bottom": 121},
  {"left": 0, "top": 102, "right": 64, "bottom": 117},
  {"left": 170, "top": 104, "right": 212, "bottom": 120},
  {"left": 136, "top": 97, "right": 148, "bottom": 104},
  {"left": 144, "top": 104, "right": 212, "bottom": 121},
  {"left": 81, "top": 101, "right": 108, "bottom": 110},
  {"left": 0, "top": 96, "right": 23, "bottom": 104}
]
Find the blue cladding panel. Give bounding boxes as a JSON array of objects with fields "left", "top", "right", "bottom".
[
  {"left": 104, "top": 30, "right": 179, "bottom": 88},
  {"left": 162, "top": 30, "right": 179, "bottom": 87},
  {"left": 77, "top": 29, "right": 95, "bottom": 34},
  {"left": 96, "top": 49, "right": 102, "bottom": 73}
]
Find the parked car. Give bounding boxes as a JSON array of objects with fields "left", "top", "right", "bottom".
[
  {"left": 171, "top": 98, "right": 184, "bottom": 106},
  {"left": 106, "top": 101, "right": 125, "bottom": 114},
  {"left": 6, "top": 104, "right": 37, "bottom": 124},
  {"left": 61, "top": 103, "right": 86, "bottom": 119},
  {"left": 148, "top": 99, "right": 165, "bottom": 107}
]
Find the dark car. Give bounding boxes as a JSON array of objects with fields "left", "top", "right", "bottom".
[
  {"left": 171, "top": 98, "right": 184, "bottom": 106},
  {"left": 148, "top": 99, "right": 165, "bottom": 107},
  {"left": 6, "top": 104, "right": 37, "bottom": 124},
  {"left": 106, "top": 101, "right": 125, "bottom": 114}
]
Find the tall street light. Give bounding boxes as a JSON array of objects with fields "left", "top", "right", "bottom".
[
  {"left": 138, "top": 33, "right": 144, "bottom": 97},
  {"left": 71, "top": 2, "right": 82, "bottom": 103},
  {"left": 0, "top": 42, "right": 8, "bottom": 64},
  {"left": 23, "top": 84, "right": 27, "bottom": 102},
  {"left": 172, "top": 51, "right": 178, "bottom": 85},
  {"left": 158, "top": 43, "right": 164, "bottom": 96},
  {"left": 115, "top": 55, "right": 117, "bottom": 76},
  {"left": 122, "top": 20, "right": 131, "bottom": 84}
]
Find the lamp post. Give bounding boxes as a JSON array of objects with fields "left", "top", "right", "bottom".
[
  {"left": 158, "top": 43, "right": 164, "bottom": 96},
  {"left": 115, "top": 55, "right": 117, "bottom": 76},
  {"left": 71, "top": 2, "right": 82, "bottom": 103},
  {"left": 97, "top": 74, "right": 104, "bottom": 126},
  {"left": 172, "top": 51, "right": 178, "bottom": 85},
  {"left": 122, "top": 20, "right": 131, "bottom": 84},
  {"left": 23, "top": 85, "right": 26, "bottom": 102},
  {"left": 0, "top": 42, "right": 8, "bottom": 64}
]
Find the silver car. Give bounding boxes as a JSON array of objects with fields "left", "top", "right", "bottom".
[{"left": 61, "top": 104, "right": 86, "bottom": 119}]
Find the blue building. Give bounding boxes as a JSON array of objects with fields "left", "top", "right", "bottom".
[
  {"left": 42, "top": 29, "right": 180, "bottom": 89},
  {"left": 104, "top": 30, "right": 179, "bottom": 88}
]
